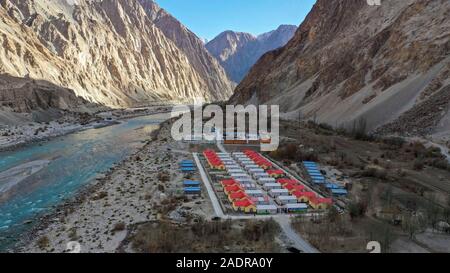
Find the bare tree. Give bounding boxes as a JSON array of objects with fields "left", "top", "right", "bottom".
[
  {"left": 381, "top": 225, "right": 394, "bottom": 253},
  {"left": 426, "top": 194, "right": 441, "bottom": 229},
  {"left": 403, "top": 212, "right": 424, "bottom": 240}
]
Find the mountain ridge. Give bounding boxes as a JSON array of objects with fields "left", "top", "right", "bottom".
[
  {"left": 0, "top": 0, "right": 234, "bottom": 109},
  {"left": 231, "top": 0, "right": 450, "bottom": 138},
  {"left": 206, "top": 24, "right": 297, "bottom": 83}
]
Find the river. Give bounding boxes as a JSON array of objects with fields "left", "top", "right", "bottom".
[{"left": 0, "top": 112, "right": 170, "bottom": 250}]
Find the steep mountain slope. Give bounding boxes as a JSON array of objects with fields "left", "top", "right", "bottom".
[
  {"left": 138, "top": 0, "right": 234, "bottom": 100},
  {"left": 231, "top": 0, "right": 450, "bottom": 136},
  {"left": 0, "top": 0, "right": 233, "bottom": 109},
  {"left": 206, "top": 25, "right": 297, "bottom": 83}
]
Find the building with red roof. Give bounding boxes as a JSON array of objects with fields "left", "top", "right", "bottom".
[
  {"left": 232, "top": 198, "right": 256, "bottom": 213},
  {"left": 221, "top": 179, "right": 238, "bottom": 187},
  {"left": 277, "top": 178, "right": 297, "bottom": 185},
  {"left": 224, "top": 184, "right": 243, "bottom": 194},
  {"left": 309, "top": 197, "right": 333, "bottom": 210},
  {"left": 285, "top": 184, "right": 306, "bottom": 192},
  {"left": 228, "top": 191, "right": 248, "bottom": 201},
  {"left": 203, "top": 149, "right": 225, "bottom": 170},
  {"left": 292, "top": 191, "right": 317, "bottom": 203},
  {"left": 267, "top": 169, "right": 285, "bottom": 178}
]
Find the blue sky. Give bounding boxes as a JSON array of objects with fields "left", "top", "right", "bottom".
[{"left": 155, "top": 0, "right": 316, "bottom": 41}]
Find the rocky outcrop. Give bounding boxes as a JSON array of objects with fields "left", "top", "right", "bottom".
[
  {"left": 377, "top": 84, "right": 450, "bottom": 136},
  {"left": 0, "top": 0, "right": 233, "bottom": 109},
  {"left": 206, "top": 25, "right": 297, "bottom": 83},
  {"left": 231, "top": 0, "right": 450, "bottom": 135},
  {"left": 0, "top": 74, "right": 89, "bottom": 112}
]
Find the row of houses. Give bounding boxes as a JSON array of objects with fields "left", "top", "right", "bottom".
[
  {"left": 222, "top": 178, "right": 306, "bottom": 214},
  {"left": 215, "top": 153, "right": 261, "bottom": 213},
  {"left": 204, "top": 149, "right": 225, "bottom": 170},
  {"left": 179, "top": 160, "right": 201, "bottom": 195},
  {"left": 245, "top": 151, "right": 333, "bottom": 211},
  {"left": 303, "top": 161, "right": 348, "bottom": 197},
  {"left": 276, "top": 178, "right": 333, "bottom": 210},
  {"left": 183, "top": 180, "right": 201, "bottom": 195},
  {"left": 222, "top": 133, "right": 272, "bottom": 145},
  {"left": 234, "top": 150, "right": 330, "bottom": 212},
  {"left": 219, "top": 153, "right": 281, "bottom": 215},
  {"left": 208, "top": 149, "right": 331, "bottom": 214},
  {"left": 221, "top": 179, "right": 258, "bottom": 213},
  {"left": 180, "top": 159, "right": 197, "bottom": 173}
]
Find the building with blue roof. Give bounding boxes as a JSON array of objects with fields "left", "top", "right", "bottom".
[
  {"left": 180, "top": 164, "right": 195, "bottom": 168},
  {"left": 180, "top": 160, "right": 194, "bottom": 164},
  {"left": 180, "top": 160, "right": 195, "bottom": 165},
  {"left": 184, "top": 187, "right": 201, "bottom": 195},
  {"left": 181, "top": 167, "right": 196, "bottom": 173},
  {"left": 331, "top": 189, "right": 348, "bottom": 196},
  {"left": 184, "top": 181, "right": 201, "bottom": 187},
  {"left": 326, "top": 183, "right": 341, "bottom": 189}
]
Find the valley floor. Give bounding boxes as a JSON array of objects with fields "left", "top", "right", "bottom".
[
  {"left": 18, "top": 119, "right": 214, "bottom": 252},
  {"left": 8, "top": 116, "right": 450, "bottom": 253}
]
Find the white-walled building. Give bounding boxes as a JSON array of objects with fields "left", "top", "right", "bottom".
[
  {"left": 263, "top": 183, "right": 282, "bottom": 191},
  {"left": 253, "top": 172, "right": 270, "bottom": 179},
  {"left": 231, "top": 173, "right": 251, "bottom": 180},
  {"left": 269, "top": 189, "right": 290, "bottom": 198},
  {"left": 245, "top": 190, "right": 264, "bottom": 197},
  {"left": 244, "top": 164, "right": 260, "bottom": 170},
  {"left": 276, "top": 195, "right": 298, "bottom": 205},
  {"left": 248, "top": 168, "right": 265, "bottom": 174},
  {"left": 236, "top": 178, "right": 254, "bottom": 184},
  {"left": 242, "top": 183, "right": 258, "bottom": 190},
  {"left": 257, "top": 177, "right": 276, "bottom": 185},
  {"left": 257, "top": 205, "right": 278, "bottom": 215}
]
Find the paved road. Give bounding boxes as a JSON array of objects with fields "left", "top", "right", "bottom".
[
  {"left": 275, "top": 215, "right": 320, "bottom": 253},
  {"left": 216, "top": 141, "right": 227, "bottom": 153},
  {"left": 193, "top": 153, "right": 225, "bottom": 218}
]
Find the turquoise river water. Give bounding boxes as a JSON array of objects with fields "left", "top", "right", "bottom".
[{"left": 0, "top": 113, "right": 169, "bottom": 251}]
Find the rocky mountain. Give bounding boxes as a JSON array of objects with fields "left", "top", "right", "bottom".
[
  {"left": 206, "top": 25, "right": 297, "bottom": 83},
  {"left": 231, "top": 0, "right": 450, "bottom": 137},
  {"left": 138, "top": 0, "right": 234, "bottom": 100},
  {"left": 0, "top": 0, "right": 233, "bottom": 109},
  {"left": 0, "top": 74, "right": 90, "bottom": 113}
]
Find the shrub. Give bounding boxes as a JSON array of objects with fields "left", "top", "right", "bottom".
[
  {"left": 269, "top": 143, "right": 299, "bottom": 161},
  {"left": 429, "top": 159, "right": 450, "bottom": 171},
  {"left": 413, "top": 159, "right": 425, "bottom": 171},
  {"left": 380, "top": 137, "right": 405, "bottom": 150},
  {"left": 157, "top": 171, "right": 170, "bottom": 182},
  {"left": 92, "top": 191, "right": 108, "bottom": 200},
  {"left": 350, "top": 118, "right": 373, "bottom": 141},
  {"left": 349, "top": 201, "right": 367, "bottom": 219},
  {"left": 68, "top": 227, "right": 78, "bottom": 241},
  {"left": 112, "top": 222, "right": 126, "bottom": 232},
  {"left": 242, "top": 219, "right": 279, "bottom": 242},
  {"left": 362, "top": 166, "right": 388, "bottom": 180},
  {"left": 132, "top": 220, "right": 280, "bottom": 253},
  {"left": 37, "top": 236, "right": 50, "bottom": 250}
]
